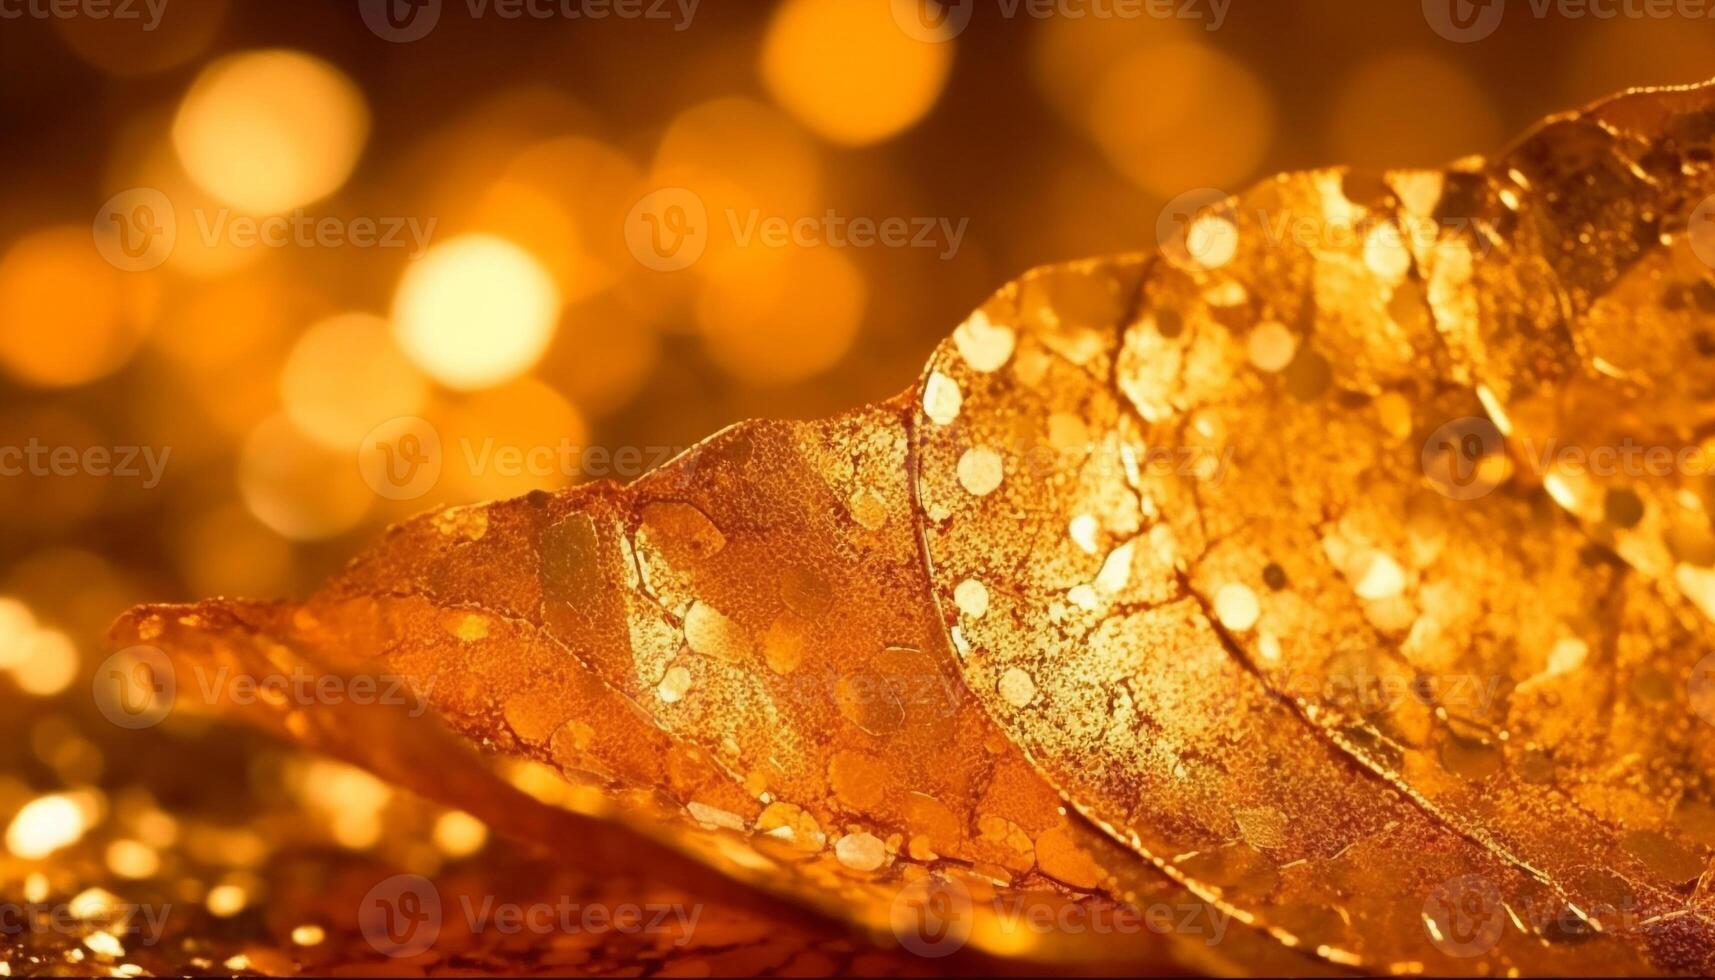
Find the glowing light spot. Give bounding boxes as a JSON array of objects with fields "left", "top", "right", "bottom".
[
  {"left": 7, "top": 794, "right": 90, "bottom": 858},
  {"left": 69, "top": 886, "right": 120, "bottom": 919},
  {"left": 1094, "top": 542, "right": 1134, "bottom": 594},
  {"left": 658, "top": 665, "right": 693, "bottom": 704},
  {"left": 1247, "top": 321, "right": 1298, "bottom": 373},
  {"left": 1188, "top": 214, "right": 1239, "bottom": 269},
  {"left": 1547, "top": 637, "right": 1588, "bottom": 677},
  {"left": 205, "top": 884, "right": 248, "bottom": 918},
  {"left": 84, "top": 931, "right": 125, "bottom": 958},
  {"left": 1363, "top": 223, "right": 1413, "bottom": 280},
  {"left": 13, "top": 630, "right": 79, "bottom": 697},
  {"left": 1258, "top": 631, "right": 1282, "bottom": 663},
  {"left": 922, "top": 371, "right": 962, "bottom": 425},
  {"left": 687, "top": 801, "right": 746, "bottom": 832},
  {"left": 0, "top": 598, "right": 37, "bottom": 669},
  {"left": 281, "top": 313, "right": 428, "bottom": 451},
  {"left": 1354, "top": 551, "right": 1408, "bottom": 601},
  {"left": 393, "top": 235, "right": 561, "bottom": 390},
  {"left": 834, "top": 832, "right": 887, "bottom": 871},
  {"left": 173, "top": 50, "right": 369, "bottom": 212},
  {"left": 952, "top": 310, "right": 1015, "bottom": 373},
  {"left": 756, "top": 801, "right": 825, "bottom": 852},
  {"left": 761, "top": 0, "right": 952, "bottom": 146},
  {"left": 0, "top": 226, "right": 152, "bottom": 388},
  {"left": 104, "top": 839, "right": 160, "bottom": 879},
  {"left": 433, "top": 810, "right": 488, "bottom": 858},
  {"left": 290, "top": 924, "right": 326, "bottom": 947},
  {"left": 1215, "top": 582, "right": 1260, "bottom": 632},
  {"left": 954, "top": 578, "right": 989, "bottom": 619},
  {"left": 452, "top": 615, "right": 489, "bottom": 643},
  {"left": 998, "top": 667, "right": 1038, "bottom": 708},
  {"left": 1067, "top": 584, "right": 1099, "bottom": 611},
  {"left": 1068, "top": 515, "right": 1100, "bottom": 555},
  {"left": 956, "top": 447, "right": 1004, "bottom": 497}
]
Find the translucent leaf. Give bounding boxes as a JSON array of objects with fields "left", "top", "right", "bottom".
[{"left": 115, "top": 80, "right": 1715, "bottom": 975}]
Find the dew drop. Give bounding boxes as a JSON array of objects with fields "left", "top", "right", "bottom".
[
  {"left": 954, "top": 578, "right": 989, "bottom": 619},
  {"left": 952, "top": 310, "right": 1015, "bottom": 373},
  {"left": 657, "top": 665, "right": 692, "bottom": 704},
  {"left": 956, "top": 447, "right": 1004, "bottom": 497},
  {"left": 1215, "top": 582, "right": 1260, "bottom": 631},
  {"left": 1094, "top": 542, "right": 1134, "bottom": 594},
  {"left": 834, "top": 832, "right": 888, "bottom": 871},
  {"left": 1362, "top": 222, "right": 1412, "bottom": 280},
  {"left": 1353, "top": 551, "right": 1407, "bottom": 600},
  {"left": 922, "top": 371, "right": 962, "bottom": 425},
  {"left": 1247, "top": 321, "right": 1297, "bottom": 373},
  {"left": 1188, "top": 214, "right": 1238, "bottom": 269},
  {"left": 998, "top": 667, "right": 1037, "bottom": 708},
  {"left": 756, "top": 801, "right": 826, "bottom": 853},
  {"left": 1069, "top": 514, "right": 1100, "bottom": 554}
]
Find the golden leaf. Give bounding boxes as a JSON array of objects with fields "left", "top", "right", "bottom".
[{"left": 114, "top": 80, "right": 1715, "bottom": 975}]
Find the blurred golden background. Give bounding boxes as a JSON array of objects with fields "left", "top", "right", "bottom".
[{"left": 1, "top": 0, "right": 1714, "bottom": 969}]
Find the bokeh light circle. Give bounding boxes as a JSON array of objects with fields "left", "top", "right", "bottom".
[
  {"left": 392, "top": 235, "right": 562, "bottom": 391},
  {"left": 172, "top": 50, "right": 370, "bottom": 213}
]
